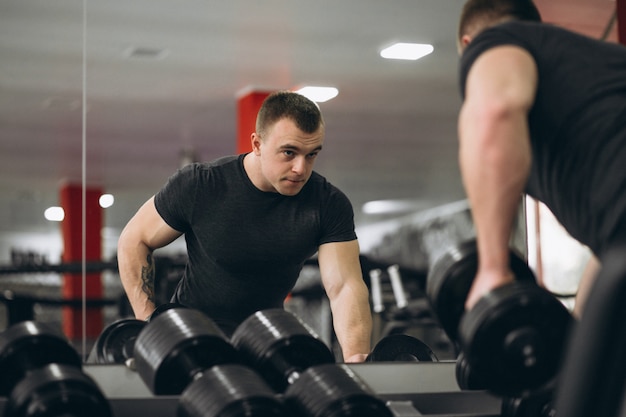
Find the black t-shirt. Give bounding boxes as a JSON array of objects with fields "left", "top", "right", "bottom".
[
  {"left": 154, "top": 154, "right": 357, "bottom": 329},
  {"left": 460, "top": 21, "right": 626, "bottom": 255}
]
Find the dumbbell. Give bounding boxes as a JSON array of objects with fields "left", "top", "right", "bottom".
[
  {"left": 501, "top": 385, "right": 555, "bottom": 417},
  {"left": 231, "top": 309, "right": 393, "bottom": 417},
  {"left": 86, "top": 303, "right": 184, "bottom": 368},
  {"left": 427, "top": 239, "right": 573, "bottom": 397},
  {"left": 0, "top": 321, "right": 111, "bottom": 417},
  {"left": 87, "top": 318, "right": 146, "bottom": 367},
  {"left": 366, "top": 334, "right": 439, "bottom": 362},
  {"left": 146, "top": 302, "right": 187, "bottom": 322},
  {"left": 133, "top": 307, "right": 288, "bottom": 417}
]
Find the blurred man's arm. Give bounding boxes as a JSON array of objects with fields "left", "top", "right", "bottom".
[{"left": 459, "top": 45, "right": 538, "bottom": 309}]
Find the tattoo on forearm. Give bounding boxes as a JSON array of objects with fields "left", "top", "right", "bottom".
[{"left": 141, "top": 253, "right": 155, "bottom": 304}]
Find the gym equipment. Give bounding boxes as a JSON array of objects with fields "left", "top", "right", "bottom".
[
  {"left": 284, "top": 364, "right": 394, "bottom": 417},
  {"left": 6, "top": 364, "right": 112, "bottom": 417},
  {"left": 427, "top": 239, "right": 536, "bottom": 342},
  {"left": 0, "top": 360, "right": 504, "bottom": 417},
  {"left": 0, "top": 321, "right": 111, "bottom": 417},
  {"left": 501, "top": 387, "right": 554, "bottom": 417},
  {"left": 147, "top": 302, "right": 186, "bottom": 322},
  {"left": 133, "top": 307, "right": 288, "bottom": 416},
  {"left": 554, "top": 244, "right": 626, "bottom": 417},
  {"left": 230, "top": 308, "right": 336, "bottom": 392},
  {"left": 87, "top": 318, "right": 146, "bottom": 366},
  {"left": 427, "top": 239, "right": 573, "bottom": 396},
  {"left": 454, "top": 352, "right": 487, "bottom": 391},
  {"left": 178, "top": 364, "right": 287, "bottom": 417},
  {"left": 133, "top": 308, "right": 241, "bottom": 395},
  {"left": 366, "top": 334, "right": 438, "bottom": 362},
  {"left": 231, "top": 309, "right": 393, "bottom": 417}
]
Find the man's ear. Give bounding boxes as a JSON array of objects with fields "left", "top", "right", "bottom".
[
  {"left": 461, "top": 34, "right": 472, "bottom": 49},
  {"left": 251, "top": 133, "right": 261, "bottom": 155}
]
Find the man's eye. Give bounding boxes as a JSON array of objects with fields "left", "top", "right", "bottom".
[{"left": 283, "top": 150, "right": 294, "bottom": 156}]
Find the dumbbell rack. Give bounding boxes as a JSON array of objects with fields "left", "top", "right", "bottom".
[{"left": 0, "top": 361, "right": 502, "bottom": 417}]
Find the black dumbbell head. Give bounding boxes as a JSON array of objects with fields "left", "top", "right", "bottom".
[
  {"left": 5, "top": 363, "right": 111, "bottom": 417},
  {"left": 148, "top": 302, "right": 187, "bottom": 322},
  {"left": 455, "top": 352, "right": 488, "bottom": 391},
  {"left": 0, "top": 321, "right": 82, "bottom": 396},
  {"left": 178, "top": 364, "right": 288, "bottom": 417},
  {"left": 427, "top": 239, "right": 535, "bottom": 341},
  {"left": 284, "top": 364, "right": 393, "bottom": 417},
  {"left": 501, "top": 386, "right": 555, "bottom": 417},
  {"left": 231, "top": 309, "right": 335, "bottom": 392},
  {"left": 88, "top": 318, "right": 146, "bottom": 365},
  {"left": 367, "top": 334, "right": 438, "bottom": 362},
  {"left": 134, "top": 308, "right": 240, "bottom": 395},
  {"left": 459, "top": 281, "right": 573, "bottom": 397}
]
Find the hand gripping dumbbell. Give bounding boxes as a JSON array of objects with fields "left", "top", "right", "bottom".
[
  {"left": 0, "top": 321, "right": 112, "bottom": 417},
  {"left": 426, "top": 239, "right": 573, "bottom": 397},
  {"left": 133, "top": 307, "right": 288, "bottom": 417},
  {"left": 231, "top": 309, "right": 394, "bottom": 417}
]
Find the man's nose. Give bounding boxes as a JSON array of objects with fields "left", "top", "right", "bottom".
[{"left": 292, "top": 156, "right": 307, "bottom": 174}]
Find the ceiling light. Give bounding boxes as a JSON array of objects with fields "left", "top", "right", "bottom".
[
  {"left": 380, "top": 43, "right": 434, "bottom": 61},
  {"left": 123, "top": 46, "right": 169, "bottom": 60},
  {"left": 99, "top": 194, "right": 115, "bottom": 208},
  {"left": 44, "top": 207, "right": 65, "bottom": 222},
  {"left": 295, "top": 86, "right": 339, "bottom": 103}
]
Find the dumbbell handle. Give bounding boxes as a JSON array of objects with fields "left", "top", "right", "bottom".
[
  {"left": 369, "top": 269, "right": 385, "bottom": 313},
  {"left": 388, "top": 264, "right": 408, "bottom": 309}
]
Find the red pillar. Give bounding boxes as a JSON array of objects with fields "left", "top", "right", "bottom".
[
  {"left": 236, "top": 89, "right": 272, "bottom": 154},
  {"left": 618, "top": 0, "right": 626, "bottom": 45},
  {"left": 60, "top": 183, "right": 103, "bottom": 340}
]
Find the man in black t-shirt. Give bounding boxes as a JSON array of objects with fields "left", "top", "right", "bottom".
[
  {"left": 457, "top": 0, "right": 626, "bottom": 316},
  {"left": 117, "top": 91, "right": 372, "bottom": 362},
  {"left": 456, "top": 1, "right": 626, "bottom": 414}
]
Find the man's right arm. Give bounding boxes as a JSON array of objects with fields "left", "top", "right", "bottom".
[
  {"left": 117, "top": 196, "right": 183, "bottom": 320},
  {"left": 459, "top": 45, "right": 538, "bottom": 309}
]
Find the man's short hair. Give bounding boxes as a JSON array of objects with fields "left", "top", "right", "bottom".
[
  {"left": 458, "top": 0, "right": 542, "bottom": 42},
  {"left": 256, "top": 91, "right": 324, "bottom": 137}
]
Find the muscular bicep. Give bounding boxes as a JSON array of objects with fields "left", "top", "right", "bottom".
[
  {"left": 459, "top": 45, "right": 536, "bottom": 166},
  {"left": 317, "top": 240, "right": 363, "bottom": 298},
  {"left": 464, "top": 45, "right": 538, "bottom": 116},
  {"left": 120, "top": 196, "right": 183, "bottom": 251}
]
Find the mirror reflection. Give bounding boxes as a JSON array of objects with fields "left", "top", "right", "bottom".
[{"left": 0, "top": 0, "right": 609, "bottom": 364}]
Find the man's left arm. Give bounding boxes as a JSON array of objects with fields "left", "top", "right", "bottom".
[{"left": 318, "top": 239, "right": 372, "bottom": 363}]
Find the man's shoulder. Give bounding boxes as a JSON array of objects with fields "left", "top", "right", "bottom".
[
  {"left": 207, "top": 154, "right": 241, "bottom": 168},
  {"left": 305, "top": 171, "right": 350, "bottom": 201},
  {"left": 181, "top": 155, "right": 241, "bottom": 175}
]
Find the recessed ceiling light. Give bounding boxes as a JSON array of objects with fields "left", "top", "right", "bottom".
[
  {"left": 44, "top": 206, "right": 65, "bottom": 222},
  {"left": 99, "top": 194, "right": 115, "bottom": 208},
  {"left": 295, "top": 86, "right": 339, "bottom": 103},
  {"left": 380, "top": 43, "right": 434, "bottom": 61},
  {"left": 123, "top": 46, "right": 169, "bottom": 60}
]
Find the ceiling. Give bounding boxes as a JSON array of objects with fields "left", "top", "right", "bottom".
[{"left": 0, "top": 0, "right": 619, "bottom": 257}]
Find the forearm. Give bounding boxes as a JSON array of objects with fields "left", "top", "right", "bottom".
[
  {"left": 459, "top": 103, "right": 531, "bottom": 303},
  {"left": 459, "top": 46, "right": 536, "bottom": 298},
  {"left": 328, "top": 281, "right": 372, "bottom": 362},
  {"left": 118, "top": 236, "right": 157, "bottom": 320},
  {"left": 117, "top": 196, "right": 182, "bottom": 320}
]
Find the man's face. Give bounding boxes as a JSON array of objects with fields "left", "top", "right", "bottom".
[{"left": 252, "top": 118, "right": 324, "bottom": 196}]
